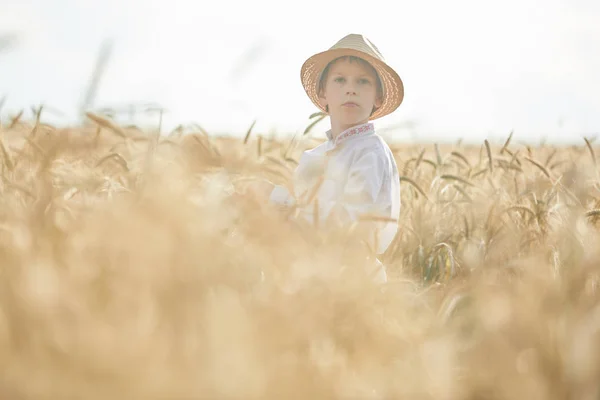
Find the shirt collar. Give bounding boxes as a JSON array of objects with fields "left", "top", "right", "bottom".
[{"left": 325, "top": 122, "right": 375, "bottom": 148}]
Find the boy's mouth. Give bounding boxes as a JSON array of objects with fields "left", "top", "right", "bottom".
[{"left": 342, "top": 102, "right": 359, "bottom": 107}]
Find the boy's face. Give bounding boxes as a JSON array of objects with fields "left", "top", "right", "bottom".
[{"left": 318, "top": 58, "right": 382, "bottom": 130}]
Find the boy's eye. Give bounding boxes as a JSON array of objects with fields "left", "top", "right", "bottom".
[
  {"left": 359, "top": 78, "right": 371, "bottom": 84},
  {"left": 334, "top": 77, "right": 345, "bottom": 83}
]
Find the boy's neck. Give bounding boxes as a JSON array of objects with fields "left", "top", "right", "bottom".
[{"left": 329, "top": 119, "right": 370, "bottom": 140}]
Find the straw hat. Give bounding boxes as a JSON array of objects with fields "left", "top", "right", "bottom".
[{"left": 300, "top": 34, "right": 404, "bottom": 120}]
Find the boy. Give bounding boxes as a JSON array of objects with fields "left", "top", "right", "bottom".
[{"left": 268, "top": 34, "right": 403, "bottom": 282}]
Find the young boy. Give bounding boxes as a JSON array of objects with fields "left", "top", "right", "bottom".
[{"left": 268, "top": 34, "right": 403, "bottom": 282}]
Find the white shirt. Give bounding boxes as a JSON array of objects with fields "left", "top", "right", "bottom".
[{"left": 269, "top": 122, "right": 401, "bottom": 256}]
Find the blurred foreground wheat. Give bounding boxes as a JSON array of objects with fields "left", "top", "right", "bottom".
[{"left": 0, "top": 112, "right": 599, "bottom": 399}]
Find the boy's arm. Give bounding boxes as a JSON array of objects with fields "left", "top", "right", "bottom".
[{"left": 342, "top": 150, "right": 386, "bottom": 213}]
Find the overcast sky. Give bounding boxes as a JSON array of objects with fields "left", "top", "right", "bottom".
[{"left": 1, "top": 0, "right": 599, "bottom": 143}]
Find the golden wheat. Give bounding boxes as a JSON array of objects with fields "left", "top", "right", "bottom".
[{"left": 0, "top": 115, "right": 597, "bottom": 399}]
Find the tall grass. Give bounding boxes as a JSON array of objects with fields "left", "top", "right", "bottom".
[{"left": 0, "top": 112, "right": 598, "bottom": 399}]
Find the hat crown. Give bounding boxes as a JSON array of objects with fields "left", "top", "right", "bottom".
[{"left": 329, "top": 34, "right": 385, "bottom": 62}]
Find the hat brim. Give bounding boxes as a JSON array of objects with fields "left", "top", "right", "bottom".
[{"left": 300, "top": 48, "right": 404, "bottom": 121}]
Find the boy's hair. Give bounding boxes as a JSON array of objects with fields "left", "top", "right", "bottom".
[{"left": 316, "top": 56, "right": 384, "bottom": 115}]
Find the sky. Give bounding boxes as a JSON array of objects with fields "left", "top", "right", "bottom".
[{"left": 0, "top": 0, "right": 599, "bottom": 144}]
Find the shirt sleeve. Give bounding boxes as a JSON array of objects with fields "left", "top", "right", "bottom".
[{"left": 342, "top": 150, "right": 386, "bottom": 211}]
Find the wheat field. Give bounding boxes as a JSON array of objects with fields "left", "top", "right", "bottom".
[{"left": 0, "top": 110, "right": 599, "bottom": 399}]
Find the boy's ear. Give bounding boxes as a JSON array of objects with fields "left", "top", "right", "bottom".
[
  {"left": 318, "top": 93, "right": 328, "bottom": 109},
  {"left": 371, "top": 96, "right": 383, "bottom": 116}
]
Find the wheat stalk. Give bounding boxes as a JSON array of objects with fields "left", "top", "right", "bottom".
[
  {"left": 524, "top": 157, "right": 551, "bottom": 179},
  {"left": 399, "top": 176, "right": 429, "bottom": 201},
  {"left": 484, "top": 139, "right": 493, "bottom": 173}
]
